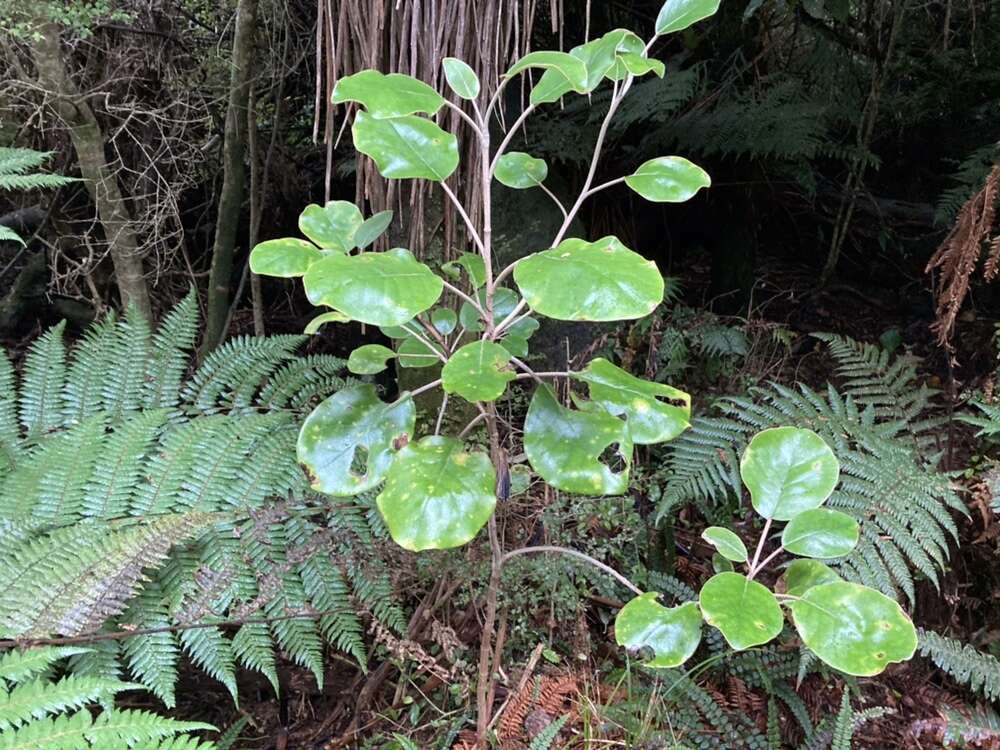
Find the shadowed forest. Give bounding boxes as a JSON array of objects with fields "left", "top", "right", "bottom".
[{"left": 2, "top": 0, "right": 1000, "bottom": 748}]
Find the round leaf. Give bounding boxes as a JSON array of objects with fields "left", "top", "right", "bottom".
[
  {"left": 625, "top": 157, "right": 711, "bottom": 203},
  {"left": 304, "top": 248, "right": 443, "bottom": 327},
  {"left": 442, "top": 253, "right": 486, "bottom": 289},
  {"left": 459, "top": 287, "right": 520, "bottom": 332},
  {"left": 398, "top": 335, "right": 444, "bottom": 368},
  {"left": 299, "top": 201, "right": 364, "bottom": 251},
  {"left": 250, "top": 238, "right": 323, "bottom": 278},
  {"left": 523, "top": 385, "right": 632, "bottom": 495},
  {"left": 779, "top": 560, "right": 842, "bottom": 598},
  {"left": 442, "top": 57, "right": 480, "bottom": 100},
  {"left": 574, "top": 358, "right": 690, "bottom": 444},
  {"left": 431, "top": 308, "right": 457, "bottom": 335},
  {"left": 514, "top": 236, "right": 664, "bottom": 321},
  {"left": 353, "top": 210, "right": 394, "bottom": 250},
  {"left": 615, "top": 595, "right": 702, "bottom": 668},
  {"left": 740, "top": 427, "right": 840, "bottom": 521},
  {"left": 304, "top": 310, "right": 350, "bottom": 335},
  {"left": 699, "top": 572, "right": 784, "bottom": 651},
  {"left": 788, "top": 581, "right": 918, "bottom": 676},
  {"left": 701, "top": 527, "right": 748, "bottom": 563},
  {"left": 297, "top": 385, "right": 415, "bottom": 496},
  {"left": 495, "top": 152, "right": 548, "bottom": 189},
  {"left": 332, "top": 70, "right": 445, "bottom": 118},
  {"left": 348, "top": 344, "right": 396, "bottom": 375},
  {"left": 376, "top": 436, "right": 496, "bottom": 551},
  {"left": 655, "top": 0, "right": 722, "bottom": 34},
  {"left": 352, "top": 111, "right": 459, "bottom": 181},
  {"left": 781, "top": 508, "right": 859, "bottom": 559},
  {"left": 441, "top": 341, "right": 515, "bottom": 402}
]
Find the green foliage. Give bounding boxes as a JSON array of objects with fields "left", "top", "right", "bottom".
[
  {"left": 917, "top": 628, "right": 1000, "bottom": 702},
  {"left": 0, "top": 646, "right": 215, "bottom": 749},
  {"left": 527, "top": 714, "right": 569, "bottom": 750},
  {"left": 0, "top": 296, "right": 404, "bottom": 705},
  {"left": 653, "top": 334, "right": 963, "bottom": 606},
  {"left": 0, "top": 147, "right": 75, "bottom": 245}
]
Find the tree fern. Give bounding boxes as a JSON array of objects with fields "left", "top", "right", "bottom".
[
  {"left": 0, "top": 299, "right": 402, "bottom": 705},
  {"left": 0, "top": 646, "right": 215, "bottom": 749},
  {"left": 918, "top": 628, "right": 1000, "bottom": 702},
  {"left": 654, "top": 335, "right": 964, "bottom": 605},
  {"left": 0, "top": 148, "right": 75, "bottom": 246}
]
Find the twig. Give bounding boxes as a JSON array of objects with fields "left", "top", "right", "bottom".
[
  {"left": 502, "top": 546, "right": 644, "bottom": 597},
  {"left": 748, "top": 518, "right": 773, "bottom": 579}
]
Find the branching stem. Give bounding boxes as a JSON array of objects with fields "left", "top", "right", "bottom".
[
  {"left": 502, "top": 546, "right": 644, "bottom": 597},
  {"left": 748, "top": 518, "right": 773, "bottom": 578}
]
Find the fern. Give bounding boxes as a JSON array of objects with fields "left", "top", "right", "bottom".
[
  {"left": 918, "top": 629, "right": 1000, "bottom": 702},
  {"left": 957, "top": 400, "right": 1000, "bottom": 438},
  {"left": 0, "top": 646, "right": 215, "bottom": 749},
  {"left": 0, "top": 298, "right": 403, "bottom": 705},
  {"left": 0, "top": 148, "right": 76, "bottom": 245},
  {"left": 527, "top": 714, "right": 569, "bottom": 750},
  {"left": 830, "top": 691, "right": 853, "bottom": 750},
  {"left": 654, "top": 335, "right": 964, "bottom": 605}
]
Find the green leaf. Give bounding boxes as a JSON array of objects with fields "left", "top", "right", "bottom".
[
  {"left": 616, "top": 52, "right": 665, "bottom": 79},
  {"left": 531, "top": 29, "right": 643, "bottom": 103},
  {"left": 431, "top": 308, "right": 457, "bottom": 335},
  {"left": 607, "top": 32, "right": 646, "bottom": 81},
  {"left": 332, "top": 70, "right": 445, "bottom": 118},
  {"left": 442, "top": 57, "right": 480, "bottom": 100},
  {"left": 701, "top": 527, "right": 748, "bottom": 563},
  {"left": 514, "top": 236, "right": 664, "bottom": 321},
  {"left": 348, "top": 344, "right": 396, "bottom": 375},
  {"left": 249, "top": 238, "right": 323, "bottom": 278},
  {"left": 297, "top": 384, "right": 415, "bottom": 496},
  {"left": 523, "top": 385, "right": 632, "bottom": 495},
  {"left": 781, "top": 508, "right": 859, "bottom": 559},
  {"left": 713, "top": 553, "right": 734, "bottom": 573},
  {"left": 304, "top": 248, "right": 443, "bottom": 326},
  {"left": 299, "top": 201, "right": 364, "bottom": 251},
  {"left": 353, "top": 210, "right": 394, "bottom": 249},
  {"left": 442, "top": 252, "right": 487, "bottom": 289},
  {"left": 614, "top": 595, "right": 701, "bottom": 668},
  {"left": 352, "top": 111, "right": 459, "bottom": 181},
  {"left": 505, "top": 51, "right": 589, "bottom": 93},
  {"left": 699, "top": 572, "right": 784, "bottom": 650},
  {"left": 788, "top": 582, "right": 918, "bottom": 676},
  {"left": 0, "top": 225, "right": 25, "bottom": 245},
  {"left": 740, "top": 427, "right": 840, "bottom": 521},
  {"left": 397, "top": 335, "right": 444, "bottom": 368},
  {"left": 441, "top": 341, "right": 515, "bottom": 402},
  {"left": 655, "top": 0, "right": 722, "bottom": 34},
  {"left": 574, "top": 357, "right": 690, "bottom": 444},
  {"left": 500, "top": 315, "right": 539, "bottom": 358},
  {"left": 779, "top": 560, "right": 842, "bottom": 598},
  {"left": 304, "top": 310, "right": 350, "bottom": 334},
  {"left": 459, "top": 287, "right": 520, "bottom": 332},
  {"left": 495, "top": 152, "right": 548, "bottom": 189},
  {"left": 376, "top": 436, "right": 496, "bottom": 550},
  {"left": 625, "top": 157, "right": 711, "bottom": 203}
]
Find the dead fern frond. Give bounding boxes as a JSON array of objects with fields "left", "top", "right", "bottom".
[{"left": 926, "top": 161, "right": 1000, "bottom": 348}]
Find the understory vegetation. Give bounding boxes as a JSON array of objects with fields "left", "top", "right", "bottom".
[{"left": 2, "top": 0, "right": 1000, "bottom": 748}]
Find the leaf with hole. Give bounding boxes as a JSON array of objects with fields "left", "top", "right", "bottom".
[
  {"left": 304, "top": 248, "right": 443, "bottom": 327},
  {"left": 441, "top": 341, "right": 515, "bottom": 402},
  {"left": 332, "top": 70, "right": 445, "bottom": 118},
  {"left": 574, "top": 358, "right": 690, "bottom": 444},
  {"left": 701, "top": 527, "right": 748, "bottom": 563},
  {"left": 740, "top": 427, "right": 840, "bottom": 521},
  {"left": 699, "top": 572, "right": 784, "bottom": 650},
  {"left": 304, "top": 310, "right": 350, "bottom": 335},
  {"left": 297, "top": 385, "right": 414, "bottom": 496},
  {"left": 655, "top": 0, "right": 722, "bottom": 34},
  {"left": 353, "top": 210, "right": 394, "bottom": 249},
  {"left": 779, "top": 560, "right": 842, "bottom": 598},
  {"left": 625, "top": 157, "right": 711, "bottom": 203},
  {"left": 298, "top": 201, "right": 364, "bottom": 251},
  {"left": 352, "top": 111, "right": 459, "bottom": 181},
  {"left": 442, "top": 253, "right": 486, "bottom": 289},
  {"left": 788, "top": 581, "right": 918, "bottom": 676},
  {"left": 250, "top": 238, "right": 323, "bottom": 278},
  {"left": 615, "top": 595, "right": 701, "bottom": 668},
  {"left": 495, "top": 152, "right": 548, "bottom": 189},
  {"left": 376, "top": 436, "right": 496, "bottom": 550},
  {"left": 442, "top": 57, "right": 480, "bottom": 100},
  {"left": 524, "top": 385, "right": 632, "bottom": 495},
  {"left": 781, "top": 508, "right": 859, "bottom": 559},
  {"left": 514, "top": 236, "right": 664, "bottom": 321},
  {"left": 348, "top": 344, "right": 396, "bottom": 375}
]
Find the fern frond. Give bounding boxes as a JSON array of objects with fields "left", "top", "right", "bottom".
[
  {"left": 527, "top": 714, "right": 569, "bottom": 750},
  {"left": 17, "top": 321, "right": 66, "bottom": 437},
  {"left": 957, "top": 400, "right": 1000, "bottom": 437},
  {"left": 0, "top": 675, "right": 133, "bottom": 730},
  {"left": 144, "top": 291, "right": 198, "bottom": 410},
  {"left": 918, "top": 629, "right": 1000, "bottom": 702},
  {"left": 0, "top": 226, "right": 24, "bottom": 245},
  {"left": 178, "top": 626, "right": 238, "bottom": 702},
  {"left": 0, "top": 648, "right": 91, "bottom": 685},
  {"left": 122, "top": 584, "right": 180, "bottom": 708},
  {"left": 830, "top": 691, "right": 853, "bottom": 750}
]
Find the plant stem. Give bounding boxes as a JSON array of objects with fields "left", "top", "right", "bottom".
[
  {"left": 493, "top": 298, "right": 528, "bottom": 336},
  {"left": 401, "top": 324, "right": 447, "bottom": 364},
  {"left": 502, "top": 546, "right": 644, "bottom": 597},
  {"left": 753, "top": 545, "right": 785, "bottom": 577},
  {"left": 440, "top": 181, "right": 487, "bottom": 256},
  {"left": 748, "top": 517, "right": 773, "bottom": 578},
  {"left": 440, "top": 279, "right": 485, "bottom": 317},
  {"left": 405, "top": 379, "right": 442, "bottom": 399},
  {"left": 488, "top": 104, "right": 536, "bottom": 175},
  {"left": 458, "top": 412, "right": 487, "bottom": 438},
  {"left": 443, "top": 99, "right": 484, "bottom": 135},
  {"left": 434, "top": 393, "right": 449, "bottom": 435}
]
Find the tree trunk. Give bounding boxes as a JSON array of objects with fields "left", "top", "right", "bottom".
[
  {"left": 30, "top": 22, "right": 151, "bottom": 320},
  {"left": 200, "top": 0, "right": 257, "bottom": 355}
]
